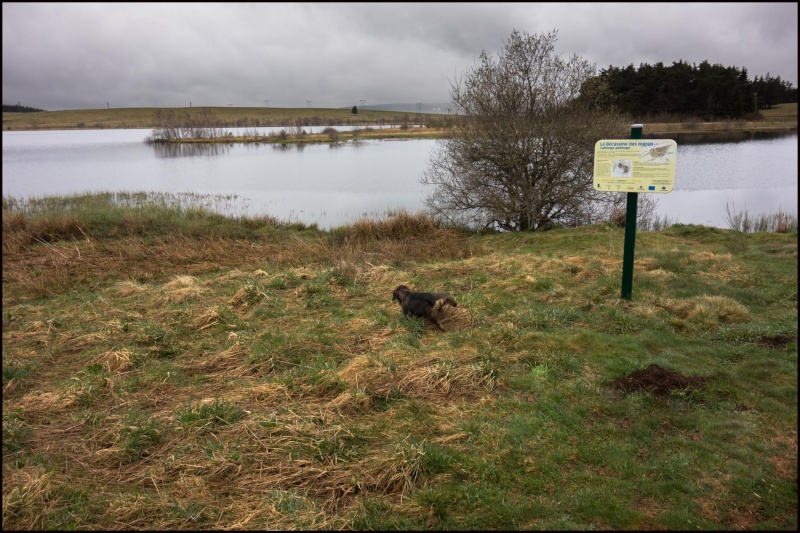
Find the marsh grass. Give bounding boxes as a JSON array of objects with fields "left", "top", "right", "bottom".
[
  {"left": 724, "top": 201, "right": 798, "bottom": 234},
  {"left": 641, "top": 212, "right": 679, "bottom": 232},
  {"left": 2, "top": 194, "right": 796, "bottom": 530}
]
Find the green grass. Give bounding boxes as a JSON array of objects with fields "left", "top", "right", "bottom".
[
  {"left": 2, "top": 194, "right": 797, "bottom": 530},
  {"left": 174, "top": 399, "right": 247, "bottom": 431}
]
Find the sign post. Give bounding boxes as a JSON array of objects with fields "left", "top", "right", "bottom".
[
  {"left": 593, "top": 125, "right": 677, "bottom": 300},
  {"left": 621, "top": 125, "right": 643, "bottom": 300}
]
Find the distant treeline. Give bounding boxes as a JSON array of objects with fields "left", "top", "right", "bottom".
[
  {"left": 598, "top": 60, "right": 797, "bottom": 120},
  {"left": 3, "top": 103, "right": 46, "bottom": 113}
]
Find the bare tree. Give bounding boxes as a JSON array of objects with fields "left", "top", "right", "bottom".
[
  {"left": 422, "top": 29, "right": 630, "bottom": 231},
  {"left": 151, "top": 110, "right": 181, "bottom": 141},
  {"left": 149, "top": 108, "right": 224, "bottom": 141}
]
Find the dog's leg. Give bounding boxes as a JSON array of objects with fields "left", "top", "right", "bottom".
[{"left": 431, "top": 316, "right": 445, "bottom": 331}]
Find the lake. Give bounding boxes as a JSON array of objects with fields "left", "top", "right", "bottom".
[{"left": 2, "top": 127, "right": 797, "bottom": 230}]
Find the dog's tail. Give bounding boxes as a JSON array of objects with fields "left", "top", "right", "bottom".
[{"left": 433, "top": 297, "right": 457, "bottom": 314}]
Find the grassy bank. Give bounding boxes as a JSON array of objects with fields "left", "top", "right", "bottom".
[
  {"left": 3, "top": 103, "right": 797, "bottom": 138},
  {"left": 641, "top": 103, "right": 798, "bottom": 142},
  {"left": 2, "top": 194, "right": 796, "bottom": 530}
]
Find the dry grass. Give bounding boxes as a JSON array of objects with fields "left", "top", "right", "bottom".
[
  {"left": 656, "top": 295, "right": 750, "bottom": 330},
  {"left": 759, "top": 102, "right": 798, "bottom": 122},
  {"left": 433, "top": 299, "right": 474, "bottom": 331},
  {"left": 1, "top": 208, "right": 494, "bottom": 528},
  {"left": 336, "top": 353, "right": 496, "bottom": 401}
]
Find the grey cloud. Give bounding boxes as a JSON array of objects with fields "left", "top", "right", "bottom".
[{"left": 3, "top": 2, "right": 796, "bottom": 111}]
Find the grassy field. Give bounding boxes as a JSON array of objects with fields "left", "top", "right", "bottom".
[
  {"left": 2, "top": 194, "right": 797, "bottom": 530},
  {"left": 760, "top": 103, "right": 799, "bottom": 123},
  {"left": 1, "top": 106, "right": 433, "bottom": 131},
  {"left": 3, "top": 103, "right": 797, "bottom": 137},
  {"left": 640, "top": 103, "right": 798, "bottom": 131}
]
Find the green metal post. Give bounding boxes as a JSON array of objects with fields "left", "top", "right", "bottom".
[{"left": 620, "top": 124, "right": 643, "bottom": 300}]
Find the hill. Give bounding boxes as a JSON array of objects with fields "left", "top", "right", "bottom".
[
  {"left": 343, "top": 103, "right": 454, "bottom": 114},
  {"left": 1, "top": 106, "right": 437, "bottom": 131}
]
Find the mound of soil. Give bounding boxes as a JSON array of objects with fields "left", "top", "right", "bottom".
[
  {"left": 612, "top": 364, "right": 708, "bottom": 396},
  {"left": 756, "top": 334, "right": 795, "bottom": 348}
]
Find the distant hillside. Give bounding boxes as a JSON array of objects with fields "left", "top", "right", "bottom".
[
  {"left": 2, "top": 106, "right": 434, "bottom": 131},
  {"left": 345, "top": 103, "right": 455, "bottom": 114}
]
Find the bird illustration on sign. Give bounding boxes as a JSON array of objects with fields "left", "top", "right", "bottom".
[{"left": 641, "top": 142, "right": 673, "bottom": 163}]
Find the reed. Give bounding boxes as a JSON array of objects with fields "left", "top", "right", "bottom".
[{"left": 724, "top": 201, "right": 798, "bottom": 233}]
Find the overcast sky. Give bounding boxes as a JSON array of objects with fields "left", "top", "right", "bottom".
[{"left": 3, "top": 2, "right": 797, "bottom": 111}]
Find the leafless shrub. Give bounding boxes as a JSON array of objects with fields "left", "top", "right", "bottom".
[
  {"left": 422, "top": 29, "right": 628, "bottom": 231},
  {"left": 149, "top": 108, "right": 225, "bottom": 141},
  {"left": 602, "top": 193, "right": 659, "bottom": 229},
  {"left": 322, "top": 127, "right": 339, "bottom": 141}
]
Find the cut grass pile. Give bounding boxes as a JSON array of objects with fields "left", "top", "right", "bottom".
[{"left": 2, "top": 195, "right": 797, "bottom": 529}]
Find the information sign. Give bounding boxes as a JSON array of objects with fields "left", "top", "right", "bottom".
[{"left": 593, "top": 139, "right": 677, "bottom": 193}]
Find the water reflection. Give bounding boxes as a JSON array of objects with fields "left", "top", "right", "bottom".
[
  {"left": 153, "top": 139, "right": 367, "bottom": 156},
  {"left": 271, "top": 143, "right": 306, "bottom": 152},
  {"left": 267, "top": 141, "right": 368, "bottom": 151},
  {"left": 3, "top": 129, "right": 795, "bottom": 230},
  {"left": 152, "top": 142, "right": 232, "bottom": 158},
  {"left": 645, "top": 129, "right": 796, "bottom": 145}
]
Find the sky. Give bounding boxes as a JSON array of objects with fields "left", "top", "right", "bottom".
[{"left": 3, "top": 2, "right": 797, "bottom": 111}]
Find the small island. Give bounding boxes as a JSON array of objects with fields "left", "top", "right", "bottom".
[{"left": 145, "top": 125, "right": 450, "bottom": 145}]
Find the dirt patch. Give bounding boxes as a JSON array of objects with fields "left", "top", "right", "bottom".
[
  {"left": 612, "top": 364, "right": 708, "bottom": 396},
  {"left": 756, "top": 334, "right": 795, "bottom": 348}
]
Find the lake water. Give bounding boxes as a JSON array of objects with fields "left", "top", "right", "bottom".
[{"left": 2, "top": 127, "right": 797, "bottom": 230}]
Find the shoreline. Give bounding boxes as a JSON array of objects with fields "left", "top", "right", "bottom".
[
  {"left": 5, "top": 123, "right": 796, "bottom": 142},
  {"left": 147, "top": 123, "right": 797, "bottom": 145}
]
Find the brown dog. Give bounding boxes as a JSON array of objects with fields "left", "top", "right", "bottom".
[{"left": 392, "top": 284, "right": 457, "bottom": 331}]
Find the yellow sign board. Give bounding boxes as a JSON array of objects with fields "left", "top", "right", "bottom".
[{"left": 593, "top": 139, "right": 677, "bottom": 193}]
